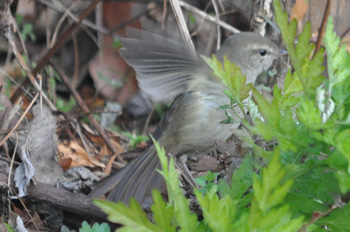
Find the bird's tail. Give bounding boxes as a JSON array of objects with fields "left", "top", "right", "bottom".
[{"left": 88, "top": 145, "right": 165, "bottom": 204}]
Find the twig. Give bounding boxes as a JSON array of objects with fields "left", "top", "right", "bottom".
[
  {"left": 298, "top": 204, "right": 337, "bottom": 232},
  {"left": 72, "top": 32, "right": 80, "bottom": 87},
  {"left": 10, "top": 0, "right": 103, "bottom": 104},
  {"left": 315, "top": 0, "right": 331, "bottom": 54},
  {"left": 36, "top": 0, "right": 117, "bottom": 39},
  {"left": 143, "top": 107, "right": 155, "bottom": 135},
  {"left": 190, "top": 1, "right": 211, "bottom": 37},
  {"left": 0, "top": 92, "right": 39, "bottom": 147},
  {"left": 49, "top": 4, "right": 72, "bottom": 48},
  {"left": 211, "top": 0, "right": 221, "bottom": 50},
  {"left": 162, "top": 0, "right": 168, "bottom": 29},
  {"left": 0, "top": 69, "right": 34, "bottom": 99},
  {"left": 110, "top": 7, "right": 153, "bottom": 33},
  {"left": 12, "top": 189, "right": 41, "bottom": 232},
  {"left": 169, "top": 0, "right": 196, "bottom": 58},
  {"left": 51, "top": 63, "right": 125, "bottom": 164},
  {"left": 179, "top": 0, "right": 240, "bottom": 34},
  {"left": 340, "top": 27, "right": 350, "bottom": 39},
  {"left": 7, "top": 131, "right": 18, "bottom": 212},
  {"left": 7, "top": 39, "right": 56, "bottom": 110}
]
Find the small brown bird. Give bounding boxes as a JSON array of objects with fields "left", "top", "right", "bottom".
[{"left": 88, "top": 28, "right": 280, "bottom": 204}]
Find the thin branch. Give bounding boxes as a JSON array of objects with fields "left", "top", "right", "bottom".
[
  {"left": 7, "top": 39, "right": 56, "bottom": 110},
  {"left": 51, "top": 63, "right": 125, "bottom": 164},
  {"left": 169, "top": 0, "right": 196, "bottom": 58},
  {"left": 36, "top": 0, "right": 117, "bottom": 39},
  {"left": 0, "top": 93, "right": 39, "bottom": 147},
  {"left": 10, "top": 0, "right": 103, "bottom": 104},
  {"left": 179, "top": 0, "right": 240, "bottom": 34},
  {"left": 211, "top": 0, "right": 221, "bottom": 50},
  {"left": 315, "top": 0, "right": 331, "bottom": 54}
]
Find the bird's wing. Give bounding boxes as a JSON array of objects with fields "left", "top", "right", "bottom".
[{"left": 120, "top": 28, "right": 206, "bottom": 102}]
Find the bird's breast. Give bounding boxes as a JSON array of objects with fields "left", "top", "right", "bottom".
[{"left": 171, "top": 77, "right": 239, "bottom": 155}]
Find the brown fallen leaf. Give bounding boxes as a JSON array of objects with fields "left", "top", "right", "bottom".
[
  {"left": 104, "top": 154, "right": 117, "bottom": 175},
  {"left": 89, "top": 1, "right": 140, "bottom": 106},
  {"left": 290, "top": 0, "right": 308, "bottom": 22},
  {"left": 87, "top": 130, "right": 126, "bottom": 156},
  {"left": 190, "top": 155, "right": 220, "bottom": 172},
  {"left": 58, "top": 141, "right": 105, "bottom": 170}
]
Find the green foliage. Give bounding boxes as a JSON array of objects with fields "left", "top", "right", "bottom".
[
  {"left": 195, "top": 186, "right": 237, "bottom": 232},
  {"left": 56, "top": 96, "right": 76, "bottom": 112},
  {"left": 112, "top": 38, "right": 122, "bottom": 49},
  {"left": 98, "top": 72, "right": 123, "bottom": 88},
  {"left": 203, "top": 55, "right": 252, "bottom": 103},
  {"left": 121, "top": 131, "right": 149, "bottom": 149},
  {"left": 15, "top": 14, "right": 36, "bottom": 42},
  {"left": 80, "top": 221, "right": 110, "bottom": 232},
  {"left": 95, "top": 198, "right": 163, "bottom": 231},
  {"left": 202, "top": 55, "right": 253, "bottom": 123},
  {"left": 154, "top": 138, "right": 199, "bottom": 232},
  {"left": 195, "top": 171, "right": 218, "bottom": 194},
  {"left": 95, "top": 139, "right": 198, "bottom": 232},
  {"left": 94, "top": 1, "right": 350, "bottom": 231},
  {"left": 274, "top": 0, "right": 324, "bottom": 97},
  {"left": 3, "top": 222, "right": 14, "bottom": 232},
  {"left": 95, "top": 140, "right": 303, "bottom": 231},
  {"left": 315, "top": 204, "right": 350, "bottom": 231}
]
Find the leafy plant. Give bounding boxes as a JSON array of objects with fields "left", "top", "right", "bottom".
[
  {"left": 3, "top": 222, "right": 14, "bottom": 232},
  {"left": 15, "top": 14, "right": 36, "bottom": 42},
  {"left": 79, "top": 221, "right": 110, "bottom": 232},
  {"left": 121, "top": 131, "right": 149, "bottom": 149},
  {"left": 93, "top": 0, "right": 350, "bottom": 231},
  {"left": 195, "top": 171, "right": 219, "bottom": 194},
  {"left": 56, "top": 96, "right": 76, "bottom": 113}
]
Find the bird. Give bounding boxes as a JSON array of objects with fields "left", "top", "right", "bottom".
[{"left": 88, "top": 28, "right": 280, "bottom": 204}]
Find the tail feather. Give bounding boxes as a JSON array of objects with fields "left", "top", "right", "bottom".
[{"left": 88, "top": 145, "right": 166, "bottom": 204}]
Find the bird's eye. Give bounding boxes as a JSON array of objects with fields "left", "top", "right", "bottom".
[{"left": 259, "top": 49, "right": 267, "bottom": 56}]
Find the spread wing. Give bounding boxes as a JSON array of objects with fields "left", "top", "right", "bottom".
[{"left": 120, "top": 28, "right": 206, "bottom": 102}]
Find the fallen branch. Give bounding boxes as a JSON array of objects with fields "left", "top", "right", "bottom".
[{"left": 0, "top": 172, "right": 107, "bottom": 220}]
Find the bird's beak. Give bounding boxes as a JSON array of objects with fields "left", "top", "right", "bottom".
[{"left": 278, "top": 49, "right": 288, "bottom": 56}]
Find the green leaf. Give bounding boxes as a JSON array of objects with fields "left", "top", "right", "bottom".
[
  {"left": 3, "top": 222, "right": 15, "bottom": 232},
  {"left": 252, "top": 88, "right": 279, "bottom": 127},
  {"left": 91, "top": 223, "right": 110, "bottom": 232},
  {"left": 297, "top": 96, "right": 324, "bottom": 130},
  {"left": 113, "top": 38, "right": 122, "bottom": 48},
  {"left": 282, "top": 69, "right": 303, "bottom": 99},
  {"left": 335, "top": 170, "right": 350, "bottom": 194},
  {"left": 316, "top": 203, "right": 350, "bottom": 232},
  {"left": 285, "top": 192, "right": 329, "bottom": 215},
  {"left": 253, "top": 148, "right": 293, "bottom": 212},
  {"left": 154, "top": 139, "right": 199, "bottom": 232},
  {"left": 219, "top": 154, "right": 253, "bottom": 201},
  {"left": 56, "top": 96, "right": 76, "bottom": 112},
  {"left": 195, "top": 186, "right": 237, "bottom": 232},
  {"left": 94, "top": 199, "right": 159, "bottom": 232},
  {"left": 274, "top": 0, "right": 324, "bottom": 96},
  {"left": 325, "top": 16, "right": 350, "bottom": 91},
  {"left": 202, "top": 55, "right": 252, "bottom": 102},
  {"left": 151, "top": 190, "right": 176, "bottom": 232},
  {"left": 334, "top": 129, "right": 350, "bottom": 173},
  {"left": 195, "top": 171, "right": 219, "bottom": 194}
]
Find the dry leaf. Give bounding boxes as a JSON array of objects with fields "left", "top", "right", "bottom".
[
  {"left": 58, "top": 141, "right": 105, "bottom": 170},
  {"left": 87, "top": 130, "right": 126, "bottom": 156},
  {"left": 290, "top": 0, "right": 308, "bottom": 22},
  {"left": 89, "top": 1, "right": 140, "bottom": 106},
  {"left": 104, "top": 154, "right": 117, "bottom": 175}
]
